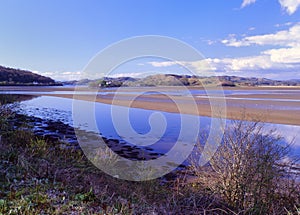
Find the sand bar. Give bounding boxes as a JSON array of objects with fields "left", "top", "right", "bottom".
[{"left": 2, "top": 86, "right": 300, "bottom": 126}]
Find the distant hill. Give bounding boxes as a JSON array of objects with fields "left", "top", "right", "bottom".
[
  {"left": 62, "top": 79, "right": 92, "bottom": 86},
  {"left": 64, "top": 77, "right": 137, "bottom": 87},
  {"left": 0, "top": 65, "right": 60, "bottom": 86},
  {"left": 66, "top": 74, "right": 300, "bottom": 87},
  {"left": 211, "top": 75, "right": 300, "bottom": 87}
]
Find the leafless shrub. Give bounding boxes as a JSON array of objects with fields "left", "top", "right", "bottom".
[{"left": 190, "top": 116, "right": 300, "bottom": 214}]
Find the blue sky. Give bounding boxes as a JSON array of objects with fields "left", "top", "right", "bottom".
[{"left": 0, "top": 0, "right": 300, "bottom": 80}]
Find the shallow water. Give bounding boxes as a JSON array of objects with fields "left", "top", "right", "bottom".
[
  {"left": 3, "top": 88, "right": 300, "bottom": 111},
  {"left": 3, "top": 88, "right": 300, "bottom": 96},
  {"left": 17, "top": 95, "right": 300, "bottom": 159}
]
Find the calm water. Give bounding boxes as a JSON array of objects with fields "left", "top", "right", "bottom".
[
  {"left": 17, "top": 95, "right": 300, "bottom": 158},
  {"left": 3, "top": 88, "right": 300, "bottom": 111},
  {"left": 3, "top": 88, "right": 300, "bottom": 97}
]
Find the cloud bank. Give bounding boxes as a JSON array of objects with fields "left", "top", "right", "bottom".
[
  {"left": 222, "top": 23, "right": 300, "bottom": 47},
  {"left": 241, "top": 0, "right": 300, "bottom": 15},
  {"left": 150, "top": 23, "right": 300, "bottom": 80}
]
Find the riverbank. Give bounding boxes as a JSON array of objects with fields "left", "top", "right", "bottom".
[
  {"left": 1, "top": 95, "right": 299, "bottom": 214},
  {"left": 9, "top": 113, "right": 166, "bottom": 161},
  {"left": 0, "top": 115, "right": 299, "bottom": 214},
  {"left": 0, "top": 112, "right": 232, "bottom": 214}
]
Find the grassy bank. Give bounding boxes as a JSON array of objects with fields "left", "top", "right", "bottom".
[{"left": 0, "top": 126, "right": 233, "bottom": 214}]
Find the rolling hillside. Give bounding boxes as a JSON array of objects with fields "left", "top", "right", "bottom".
[{"left": 82, "top": 74, "right": 300, "bottom": 87}]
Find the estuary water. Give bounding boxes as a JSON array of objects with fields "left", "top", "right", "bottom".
[{"left": 17, "top": 95, "right": 300, "bottom": 159}]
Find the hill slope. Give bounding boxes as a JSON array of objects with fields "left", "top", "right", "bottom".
[
  {"left": 0, "top": 66, "right": 59, "bottom": 86},
  {"left": 84, "top": 74, "right": 300, "bottom": 87}
]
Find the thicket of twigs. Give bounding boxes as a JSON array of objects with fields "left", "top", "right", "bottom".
[{"left": 190, "top": 116, "right": 300, "bottom": 214}]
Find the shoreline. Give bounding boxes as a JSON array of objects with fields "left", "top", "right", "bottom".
[
  {"left": 10, "top": 113, "right": 167, "bottom": 161},
  {"left": 2, "top": 85, "right": 300, "bottom": 126},
  {"left": 2, "top": 85, "right": 300, "bottom": 91},
  {"left": 56, "top": 93, "right": 300, "bottom": 126}
]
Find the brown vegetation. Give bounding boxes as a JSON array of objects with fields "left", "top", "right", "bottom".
[{"left": 190, "top": 115, "right": 300, "bottom": 214}]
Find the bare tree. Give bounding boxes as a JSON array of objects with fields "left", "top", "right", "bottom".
[{"left": 190, "top": 116, "right": 300, "bottom": 214}]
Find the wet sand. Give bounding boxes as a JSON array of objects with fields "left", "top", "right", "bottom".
[
  {"left": 2, "top": 86, "right": 300, "bottom": 126},
  {"left": 82, "top": 95, "right": 300, "bottom": 125}
]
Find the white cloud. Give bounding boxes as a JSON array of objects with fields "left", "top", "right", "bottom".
[
  {"left": 212, "top": 52, "right": 299, "bottom": 71},
  {"left": 218, "top": 23, "right": 300, "bottom": 75},
  {"left": 148, "top": 57, "right": 271, "bottom": 73},
  {"left": 241, "top": 0, "right": 257, "bottom": 8},
  {"left": 279, "top": 0, "right": 300, "bottom": 14},
  {"left": 241, "top": 0, "right": 300, "bottom": 14},
  {"left": 108, "top": 72, "right": 146, "bottom": 78},
  {"left": 222, "top": 23, "right": 300, "bottom": 47},
  {"left": 225, "top": 56, "right": 273, "bottom": 71},
  {"left": 148, "top": 60, "right": 215, "bottom": 76},
  {"left": 202, "top": 39, "right": 216, "bottom": 45},
  {"left": 148, "top": 61, "right": 180, "bottom": 67},
  {"left": 33, "top": 70, "right": 82, "bottom": 81},
  {"left": 201, "top": 55, "right": 288, "bottom": 72},
  {"left": 148, "top": 50, "right": 300, "bottom": 79},
  {"left": 194, "top": 55, "right": 300, "bottom": 80},
  {"left": 275, "top": 22, "right": 293, "bottom": 27},
  {"left": 151, "top": 23, "right": 297, "bottom": 78},
  {"left": 263, "top": 46, "right": 300, "bottom": 64}
]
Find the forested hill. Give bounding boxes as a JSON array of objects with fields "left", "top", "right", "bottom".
[{"left": 0, "top": 66, "right": 60, "bottom": 86}]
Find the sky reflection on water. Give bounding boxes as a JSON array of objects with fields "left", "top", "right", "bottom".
[{"left": 17, "top": 95, "right": 300, "bottom": 159}]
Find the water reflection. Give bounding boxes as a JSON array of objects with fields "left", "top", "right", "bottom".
[{"left": 17, "top": 95, "right": 300, "bottom": 158}]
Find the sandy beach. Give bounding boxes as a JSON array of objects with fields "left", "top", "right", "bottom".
[
  {"left": 68, "top": 93, "right": 300, "bottom": 126},
  {"left": 2, "top": 86, "right": 300, "bottom": 126}
]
